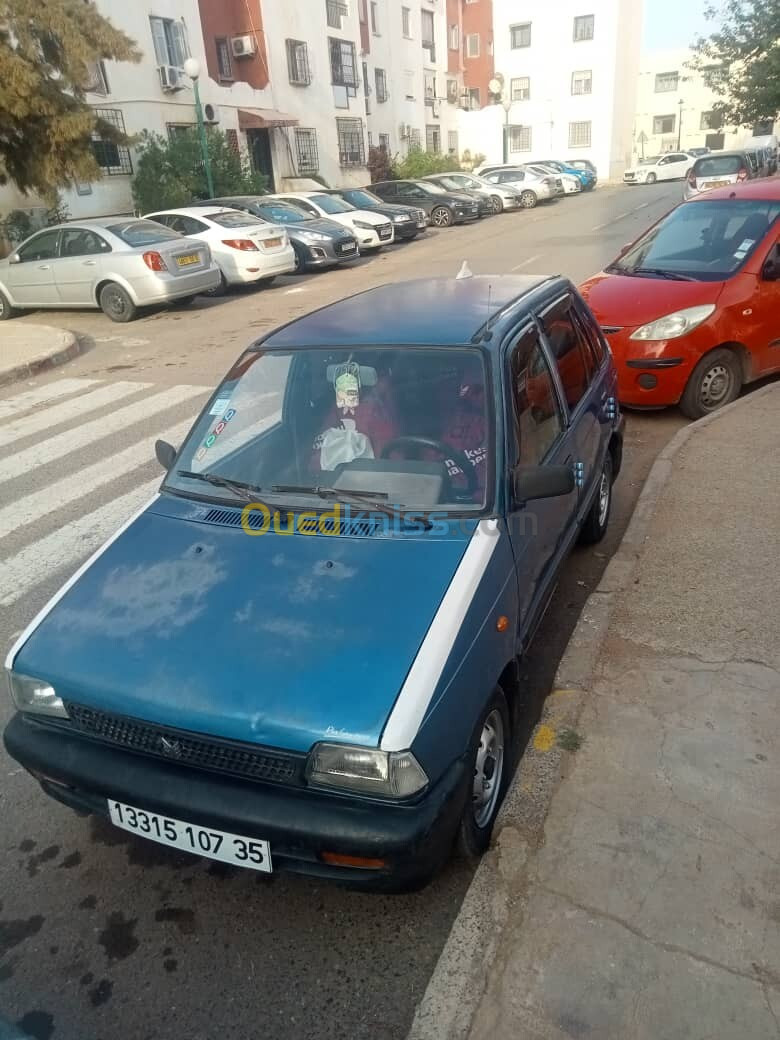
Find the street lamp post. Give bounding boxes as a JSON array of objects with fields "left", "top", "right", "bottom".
[
  {"left": 677, "top": 98, "right": 684, "bottom": 151},
  {"left": 183, "top": 58, "right": 214, "bottom": 199},
  {"left": 489, "top": 76, "right": 512, "bottom": 163}
]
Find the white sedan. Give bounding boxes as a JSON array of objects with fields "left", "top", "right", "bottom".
[
  {"left": 623, "top": 152, "right": 695, "bottom": 185},
  {"left": 480, "top": 168, "right": 559, "bottom": 207},
  {"left": 270, "top": 192, "right": 394, "bottom": 251},
  {"left": 144, "top": 206, "right": 295, "bottom": 293},
  {"left": 527, "top": 164, "right": 581, "bottom": 194}
]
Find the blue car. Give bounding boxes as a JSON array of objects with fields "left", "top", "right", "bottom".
[
  {"left": 4, "top": 275, "right": 623, "bottom": 890},
  {"left": 533, "top": 159, "right": 597, "bottom": 190}
]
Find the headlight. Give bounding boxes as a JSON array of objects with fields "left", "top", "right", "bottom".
[
  {"left": 393, "top": 214, "right": 411, "bottom": 223},
  {"left": 298, "top": 230, "right": 330, "bottom": 243},
  {"left": 353, "top": 220, "right": 377, "bottom": 231},
  {"left": 307, "top": 743, "right": 428, "bottom": 798},
  {"left": 7, "top": 671, "right": 69, "bottom": 719},
  {"left": 630, "top": 305, "right": 716, "bottom": 341}
]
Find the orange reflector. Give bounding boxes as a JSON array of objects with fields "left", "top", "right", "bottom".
[
  {"left": 496, "top": 615, "right": 509, "bottom": 632},
  {"left": 321, "top": 852, "right": 387, "bottom": 870}
]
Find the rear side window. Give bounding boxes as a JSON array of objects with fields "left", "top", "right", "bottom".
[
  {"left": 571, "top": 297, "right": 606, "bottom": 368},
  {"left": 539, "top": 296, "right": 594, "bottom": 411},
  {"left": 109, "top": 220, "right": 182, "bottom": 246},
  {"left": 695, "top": 156, "right": 743, "bottom": 177}
]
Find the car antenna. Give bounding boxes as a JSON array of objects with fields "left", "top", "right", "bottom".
[{"left": 484, "top": 282, "right": 494, "bottom": 338}]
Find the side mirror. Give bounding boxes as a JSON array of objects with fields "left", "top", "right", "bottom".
[
  {"left": 618, "top": 242, "right": 633, "bottom": 257},
  {"left": 155, "top": 439, "right": 177, "bottom": 471},
  {"left": 8, "top": 253, "right": 20, "bottom": 265},
  {"left": 513, "top": 465, "right": 575, "bottom": 504},
  {"left": 762, "top": 246, "right": 780, "bottom": 282}
]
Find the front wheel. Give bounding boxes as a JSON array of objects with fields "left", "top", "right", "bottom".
[
  {"left": 520, "top": 190, "right": 538, "bottom": 209},
  {"left": 456, "top": 689, "right": 510, "bottom": 861},
  {"left": 579, "top": 452, "right": 613, "bottom": 545},
  {"left": 0, "top": 286, "right": 20, "bottom": 320},
  {"left": 99, "top": 282, "right": 137, "bottom": 323},
  {"left": 431, "top": 205, "right": 454, "bottom": 228},
  {"left": 646, "top": 172, "right": 657, "bottom": 184},
  {"left": 679, "top": 348, "right": 742, "bottom": 419},
  {"left": 490, "top": 195, "right": 503, "bottom": 214}
]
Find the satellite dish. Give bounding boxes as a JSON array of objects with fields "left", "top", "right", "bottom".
[{"left": 488, "top": 78, "right": 502, "bottom": 95}]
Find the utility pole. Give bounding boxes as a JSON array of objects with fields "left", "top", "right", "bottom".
[{"left": 677, "top": 98, "right": 684, "bottom": 151}]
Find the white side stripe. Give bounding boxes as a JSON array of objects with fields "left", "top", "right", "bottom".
[
  {"left": 0, "top": 419, "right": 192, "bottom": 539},
  {"left": 0, "top": 382, "right": 150, "bottom": 449},
  {"left": 0, "top": 477, "right": 161, "bottom": 608},
  {"left": 0, "top": 379, "right": 101, "bottom": 421},
  {"left": 380, "top": 519, "right": 500, "bottom": 752},
  {"left": 4, "top": 492, "right": 161, "bottom": 670},
  {"left": 0, "top": 385, "right": 207, "bottom": 483}
]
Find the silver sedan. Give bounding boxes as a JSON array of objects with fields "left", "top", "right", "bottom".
[{"left": 0, "top": 218, "right": 221, "bottom": 322}]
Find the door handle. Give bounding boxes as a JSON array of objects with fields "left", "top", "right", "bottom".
[
  {"left": 82, "top": 260, "right": 97, "bottom": 266},
  {"left": 37, "top": 264, "right": 51, "bottom": 270}
]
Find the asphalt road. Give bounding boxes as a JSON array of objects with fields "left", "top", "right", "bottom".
[{"left": 2, "top": 181, "right": 687, "bottom": 1040}]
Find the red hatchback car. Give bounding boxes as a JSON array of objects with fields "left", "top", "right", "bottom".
[{"left": 580, "top": 180, "right": 780, "bottom": 418}]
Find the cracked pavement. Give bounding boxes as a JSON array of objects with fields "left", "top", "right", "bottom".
[{"left": 467, "top": 387, "right": 780, "bottom": 1040}]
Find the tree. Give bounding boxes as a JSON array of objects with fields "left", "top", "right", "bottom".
[
  {"left": 690, "top": 0, "right": 780, "bottom": 129},
  {"left": 132, "top": 129, "right": 268, "bottom": 212},
  {"left": 0, "top": 0, "right": 140, "bottom": 199}
]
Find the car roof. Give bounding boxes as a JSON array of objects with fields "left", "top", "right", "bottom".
[
  {"left": 693, "top": 150, "right": 747, "bottom": 160},
  {"left": 689, "top": 178, "right": 780, "bottom": 203},
  {"left": 260, "top": 276, "right": 556, "bottom": 350},
  {"left": 147, "top": 206, "right": 253, "bottom": 218},
  {"left": 40, "top": 217, "right": 159, "bottom": 232}
]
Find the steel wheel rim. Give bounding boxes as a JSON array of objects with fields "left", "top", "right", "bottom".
[
  {"left": 491, "top": 196, "right": 502, "bottom": 213},
  {"left": 472, "top": 709, "right": 505, "bottom": 829},
  {"left": 521, "top": 191, "right": 535, "bottom": 208},
  {"left": 597, "top": 468, "right": 611, "bottom": 528},
  {"left": 432, "top": 207, "right": 450, "bottom": 227},
  {"left": 699, "top": 362, "right": 733, "bottom": 409},
  {"left": 105, "top": 289, "right": 126, "bottom": 318}
]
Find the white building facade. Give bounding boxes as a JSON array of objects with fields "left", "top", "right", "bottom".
[{"left": 455, "top": 0, "right": 643, "bottom": 181}]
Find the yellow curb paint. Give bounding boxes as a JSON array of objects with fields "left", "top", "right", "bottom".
[
  {"left": 533, "top": 724, "right": 556, "bottom": 752},
  {"left": 548, "top": 688, "right": 577, "bottom": 699}
]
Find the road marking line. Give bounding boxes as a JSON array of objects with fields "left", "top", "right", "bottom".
[
  {"left": 0, "top": 477, "right": 161, "bottom": 607},
  {"left": 591, "top": 209, "right": 632, "bottom": 231},
  {"left": 633, "top": 201, "right": 651, "bottom": 210},
  {"left": 0, "top": 379, "right": 102, "bottom": 422},
  {"left": 0, "top": 419, "right": 192, "bottom": 540},
  {"left": 285, "top": 287, "right": 306, "bottom": 294},
  {"left": 0, "top": 382, "right": 150, "bottom": 449},
  {"left": 510, "top": 255, "right": 541, "bottom": 271},
  {"left": 0, "top": 385, "right": 208, "bottom": 484}
]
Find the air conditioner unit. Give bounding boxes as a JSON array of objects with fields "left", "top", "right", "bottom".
[
  {"left": 203, "top": 103, "right": 221, "bottom": 124},
  {"left": 159, "top": 65, "right": 184, "bottom": 91},
  {"left": 231, "top": 34, "right": 257, "bottom": 58}
]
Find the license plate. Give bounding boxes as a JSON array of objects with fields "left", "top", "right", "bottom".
[
  {"left": 176, "top": 253, "right": 199, "bottom": 267},
  {"left": 703, "top": 180, "right": 730, "bottom": 188},
  {"left": 262, "top": 237, "right": 282, "bottom": 248},
  {"left": 108, "top": 799, "right": 272, "bottom": 872},
  {"left": 338, "top": 241, "right": 356, "bottom": 253}
]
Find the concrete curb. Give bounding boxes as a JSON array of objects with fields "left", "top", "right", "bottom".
[
  {"left": 406, "top": 382, "right": 780, "bottom": 1040},
  {"left": 0, "top": 327, "right": 81, "bottom": 388}
]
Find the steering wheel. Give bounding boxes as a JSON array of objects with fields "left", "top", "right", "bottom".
[{"left": 380, "top": 435, "right": 478, "bottom": 499}]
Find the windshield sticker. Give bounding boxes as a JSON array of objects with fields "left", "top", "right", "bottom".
[
  {"left": 209, "top": 396, "right": 231, "bottom": 415},
  {"left": 737, "top": 239, "right": 755, "bottom": 252},
  {"left": 734, "top": 250, "right": 747, "bottom": 259},
  {"left": 198, "top": 408, "right": 237, "bottom": 455},
  {"left": 334, "top": 362, "right": 361, "bottom": 414}
]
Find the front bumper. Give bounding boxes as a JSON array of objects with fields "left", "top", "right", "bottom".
[
  {"left": 4, "top": 713, "right": 469, "bottom": 888},
  {"left": 453, "top": 207, "right": 480, "bottom": 223},
  {"left": 302, "top": 238, "right": 359, "bottom": 268},
  {"left": 604, "top": 326, "right": 703, "bottom": 407},
  {"left": 392, "top": 220, "right": 420, "bottom": 240}
]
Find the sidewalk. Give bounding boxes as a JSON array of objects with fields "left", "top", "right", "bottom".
[{"left": 0, "top": 324, "right": 80, "bottom": 386}]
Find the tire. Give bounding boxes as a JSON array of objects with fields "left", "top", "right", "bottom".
[
  {"left": 520, "top": 190, "right": 538, "bottom": 209},
  {"left": 431, "top": 205, "right": 454, "bottom": 228},
  {"left": 490, "top": 194, "right": 504, "bottom": 214},
  {"left": 579, "top": 452, "right": 613, "bottom": 545},
  {"left": 204, "top": 269, "right": 228, "bottom": 297},
  {"left": 292, "top": 244, "right": 307, "bottom": 274},
  {"left": 646, "top": 172, "right": 657, "bottom": 184},
  {"left": 679, "top": 348, "right": 742, "bottom": 419},
  {"left": 0, "top": 286, "right": 20, "bottom": 320},
  {"left": 98, "top": 282, "right": 137, "bottom": 323},
  {"left": 456, "top": 689, "right": 510, "bottom": 861},
  {"left": 684, "top": 168, "right": 692, "bottom": 179}
]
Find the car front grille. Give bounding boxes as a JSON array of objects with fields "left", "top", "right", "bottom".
[
  {"left": 64, "top": 702, "right": 304, "bottom": 786},
  {"left": 377, "top": 223, "right": 393, "bottom": 240},
  {"left": 624, "top": 173, "right": 636, "bottom": 181}
]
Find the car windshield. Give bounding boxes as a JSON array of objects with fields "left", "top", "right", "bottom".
[
  {"left": 609, "top": 199, "right": 780, "bottom": 282},
  {"left": 207, "top": 211, "right": 266, "bottom": 228},
  {"left": 166, "top": 346, "right": 492, "bottom": 513},
  {"left": 311, "top": 194, "right": 354, "bottom": 214},
  {"left": 695, "top": 156, "right": 743, "bottom": 177},
  {"left": 106, "top": 220, "right": 182, "bottom": 246},
  {"left": 639, "top": 155, "right": 661, "bottom": 166},
  {"left": 342, "top": 189, "right": 380, "bottom": 207},
  {"left": 254, "top": 202, "right": 313, "bottom": 224},
  {"left": 432, "top": 176, "right": 464, "bottom": 191}
]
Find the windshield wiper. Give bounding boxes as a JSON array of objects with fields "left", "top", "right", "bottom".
[
  {"left": 271, "top": 484, "right": 432, "bottom": 529},
  {"left": 176, "top": 470, "right": 267, "bottom": 504},
  {"left": 631, "top": 267, "right": 697, "bottom": 281}
]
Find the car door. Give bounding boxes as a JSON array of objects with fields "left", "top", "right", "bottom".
[
  {"left": 537, "top": 293, "right": 603, "bottom": 521},
  {"left": 56, "top": 227, "right": 112, "bottom": 304},
  {"left": 668, "top": 153, "right": 691, "bottom": 179},
  {"left": 749, "top": 232, "right": 780, "bottom": 374},
  {"left": 5, "top": 229, "right": 62, "bottom": 305},
  {"left": 504, "top": 321, "right": 578, "bottom": 641}
]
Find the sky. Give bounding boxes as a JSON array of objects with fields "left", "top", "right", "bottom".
[{"left": 642, "top": 0, "right": 713, "bottom": 51}]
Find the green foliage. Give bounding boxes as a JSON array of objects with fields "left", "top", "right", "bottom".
[
  {"left": 391, "top": 149, "right": 461, "bottom": 179},
  {"left": 0, "top": 0, "right": 140, "bottom": 198},
  {"left": 460, "top": 150, "right": 487, "bottom": 172},
  {"left": 131, "top": 129, "right": 268, "bottom": 213},
  {"left": 690, "top": 1, "right": 780, "bottom": 128}
]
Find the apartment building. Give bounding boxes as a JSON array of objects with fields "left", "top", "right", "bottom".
[
  {"left": 455, "top": 0, "right": 642, "bottom": 180},
  {"left": 634, "top": 49, "right": 768, "bottom": 158},
  {"left": 1, "top": 0, "right": 462, "bottom": 224}
]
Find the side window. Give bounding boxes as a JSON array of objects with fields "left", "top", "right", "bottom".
[
  {"left": 17, "top": 230, "right": 60, "bottom": 262},
  {"left": 395, "top": 183, "right": 416, "bottom": 197},
  {"left": 539, "top": 296, "right": 593, "bottom": 411},
  {"left": 178, "top": 216, "right": 208, "bottom": 235},
  {"left": 148, "top": 214, "right": 171, "bottom": 228},
  {"left": 571, "top": 297, "right": 607, "bottom": 368},
  {"left": 287, "top": 198, "right": 318, "bottom": 215},
  {"left": 509, "top": 325, "right": 565, "bottom": 466},
  {"left": 60, "top": 229, "right": 111, "bottom": 257}
]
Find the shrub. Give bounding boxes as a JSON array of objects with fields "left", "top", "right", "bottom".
[{"left": 392, "top": 149, "right": 461, "bottom": 179}]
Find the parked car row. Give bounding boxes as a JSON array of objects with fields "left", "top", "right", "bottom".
[{"left": 624, "top": 140, "right": 778, "bottom": 193}]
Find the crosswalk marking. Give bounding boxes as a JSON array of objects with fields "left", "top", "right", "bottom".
[
  {"left": 0, "top": 478, "right": 162, "bottom": 607},
  {"left": 0, "top": 378, "right": 102, "bottom": 421},
  {"left": 0, "top": 384, "right": 208, "bottom": 484},
  {"left": 0, "top": 419, "right": 192, "bottom": 540},
  {"left": 0, "top": 381, "right": 150, "bottom": 449}
]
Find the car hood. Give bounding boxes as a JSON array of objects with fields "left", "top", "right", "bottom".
[
  {"left": 344, "top": 209, "right": 389, "bottom": 226},
  {"left": 288, "top": 217, "right": 354, "bottom": 238},
  {"left": 580, "top": 271, "right": 724, "bottom": 327},
  {"left": 361, "top": 202, "right": 419, "bottom": 218},
  {"left": 14, "top": 500, "right": 473, "bottom": 753}
]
